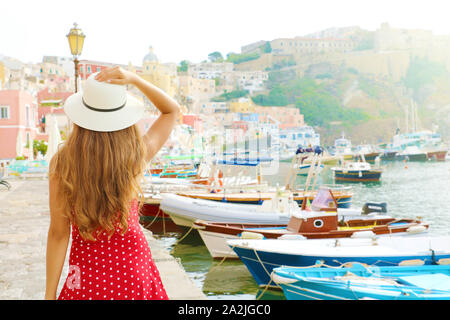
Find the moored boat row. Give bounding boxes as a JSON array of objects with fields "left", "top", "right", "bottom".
[{"left": 138, "top": 144, "right": 448, "bottom": 300}]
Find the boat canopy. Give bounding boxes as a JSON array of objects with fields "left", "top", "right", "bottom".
[{"left": 310, "top": 188, "right": 338, "bottom": 212}]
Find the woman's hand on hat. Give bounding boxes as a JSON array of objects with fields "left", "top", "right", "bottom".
[{"left": 95, "top": 66, "right": 138, "bottom": 86}]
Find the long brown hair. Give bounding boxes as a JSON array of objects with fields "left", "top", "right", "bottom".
[{"left": 50, "top": 124, "right": 147, "bottom": 240}]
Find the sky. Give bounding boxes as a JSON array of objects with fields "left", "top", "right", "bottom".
[{"left": 2, "top": 0, "right": 450, "bottom": 66}]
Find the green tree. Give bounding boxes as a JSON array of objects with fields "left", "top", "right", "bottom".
[
  {"left": 33, "top": 140, "right": 48, "bottom": 156},
  {"left": 208, "top": 51, "right": 224, "bottom": 62},
  {"left": 177, "top": 60, "right": 189, "bottom": 73}
]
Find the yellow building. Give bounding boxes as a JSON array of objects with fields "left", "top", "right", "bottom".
[
  {"left": 140, "top": 46, "right": 178, "bottom": 98},
  {"left": 228, "top": 98, "right": 256, "bottom": 113},
  {"left": 0, "top": 62, "right": 6, "bottom": 88}
]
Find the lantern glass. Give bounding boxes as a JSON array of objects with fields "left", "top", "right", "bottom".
[{"left": 66, "top": 23, "right": 85, "bottom": 57}]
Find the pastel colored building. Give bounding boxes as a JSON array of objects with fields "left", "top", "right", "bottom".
[
  {"left": 182, "top": 114, "right": 203, "bottom": 133},
  {"left": 140, "top": 47, "right": 178, "bottom": 99},
  {"left": 37, "top": 88, "right": 73, "bottom": 134},
  {"left": 228, "top": 98, "right": 256, "bottom": 113},
  {"left": 255, "top": 106, "right": 304, "bottom": 129},
  {"left": 271, "top": 37, "right": 355, "bottom": 55},
  {"left": 0, "top": 90, "right": 38, "bottom": 160}
]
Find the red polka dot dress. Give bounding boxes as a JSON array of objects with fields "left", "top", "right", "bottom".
[{"left": 58, "top": 199, "right": 168, "bottom": 300}]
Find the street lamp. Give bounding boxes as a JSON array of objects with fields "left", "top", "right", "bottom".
[{"left": 66, "top": 22, "right": 85, "bottom": 93}]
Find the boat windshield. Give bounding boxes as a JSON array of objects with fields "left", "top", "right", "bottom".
[{"left": 311, "top": 188, "right": 337, "bottom": 212}]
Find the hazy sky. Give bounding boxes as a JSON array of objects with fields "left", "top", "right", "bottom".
[{"left": 2, "top": 0, "right": 450, "bottom": 66}]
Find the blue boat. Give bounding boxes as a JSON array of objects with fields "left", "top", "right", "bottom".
[
  {"left": 272, "top": 263, "right": 450, "bottom": 300},
  {"left": 228, "top": 236, "right": 450, "bottom": 287}
]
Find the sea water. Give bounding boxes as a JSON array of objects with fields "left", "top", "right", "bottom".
[{"left": 153, "top": 160, "right": 450, "bottom": 300}]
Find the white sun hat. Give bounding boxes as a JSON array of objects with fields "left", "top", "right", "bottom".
[{"left": 64, "top": 72, "right": 144, "bottom": 132}]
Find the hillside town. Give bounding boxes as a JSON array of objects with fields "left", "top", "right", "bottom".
[{"left": 1, "top": 22, "right": 450, "bottom": 165}]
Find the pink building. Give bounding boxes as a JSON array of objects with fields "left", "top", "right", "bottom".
[
  {"left": 182, "top": 114, "right": 203, "bottom": 133},
  {"left": 37, "top": 88, "right": 73, "bottom": 134},
  {"left": 0, "top": 90, "right": 38, "bottom": 160},
  {"left": 255, "top": 106, "right": 304, "bottom": 129},
  {"left": 78, "top": 60, "right": 143, "bottom": 80}
]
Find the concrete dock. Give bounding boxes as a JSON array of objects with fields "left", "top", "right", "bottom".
[{"left": 0, "top": 178, "right": 206, "bottom": 300}]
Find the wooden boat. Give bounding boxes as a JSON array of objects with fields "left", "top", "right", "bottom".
[
  {"left": 331, "top": 155, "right": 383, "bottom": 182},
  {"left": 195, "top": 216, "right": 426, "bottom": 259},
  {"left": 228, "top": 235, "right": 450, "bottom": 287},
  {"left": 140, "top": 195, "right": 185, "bottom": 234},
  {"left": 426, "top": 149, "right": 448, "bottom": 161},
  {"left": 193, "top": 188, "right": 424, "bottom": 259},
  {"left": 176, "top": 186, "right": 353, "bottom": 208},
  {"left": 272, "top": 263, "right": 450, "bottom": 300}
]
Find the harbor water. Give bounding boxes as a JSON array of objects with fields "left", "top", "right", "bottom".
[{"left": 150, "top": 160, "right": 450, "bottom": 300}]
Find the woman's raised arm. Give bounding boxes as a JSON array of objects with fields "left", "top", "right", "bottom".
[{"left": 95, "top": 67, "right": 180, "bottom": 162}]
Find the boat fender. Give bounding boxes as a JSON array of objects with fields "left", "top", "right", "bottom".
[
  {"left": 437, "top": 258, "right": 450, "bottom": 265},
  {"left": 406, "top": 225, "right": 427, "bottom": 234},
  {"left": 398, "top": 259, "right": 425, "bottom": 266},
  {"left": 351, "top": 230, "right": 376, "bottom": 239},
  {"left": 271, "top": 272, "right": 298, "bottom": 285},
  {"left": 240, "top": 231, "right": 265, "bottom": 240}
]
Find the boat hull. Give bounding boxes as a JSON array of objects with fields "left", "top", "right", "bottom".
[
  {"left": 177, "top": 191, "right": 353, "bottom": 209},
  {"left": 296, "top": 164, "right": 324, "bottom": 176},
  {"left": 161, "top": 194, "right": 293, "bottom": 228},
  {"left": 140, "top": 201, "right": 184, "bottom": 234},
  {"left": 197, "top": 218, "right": 427, "bottom": 259},
  {"left": 352, "top": 152, "right": 380, "bottom": 163},
  {"left": 380, "top": 151, "right": 397, "bottom": 161},
  {"left": 396, "top": 153, "right": 428, "bottom": 162},
  {"left": 229, "top": 236, "right": 450, "bottom": 287},
  {"left": 274, "top": 264, "right": 450, "bottom": 300},
  {"left": 427, "top": 150, "right": 447, "bottom": 161},
  {"left": 333, "top": 170, "right": 382, "bottom": 182}
]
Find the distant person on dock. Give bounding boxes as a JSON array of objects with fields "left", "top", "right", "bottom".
[{"left": 45, "top": 66, "right": 180, "bottom": 300}]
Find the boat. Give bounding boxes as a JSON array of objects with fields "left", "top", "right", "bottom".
[
  {"left": 333, "top": 133, "right": 353, "bottom": 160},
  {"left": 195, "top": 212, "right": 419, "bottom": 260},
  {"left": 227, "top": 235, "right": 450, "bottom": 287},
  {"left": 380, "top": 149, "right": 398, "bottom": 161},
  {"left": 193, "top": 188, "right": 425, "bottom": 259},
  {"left": 272, "top": 262, "right": 450, "bottom": 300},
  {"left": 395, "top": 146, "right": 428, "bottom": 162},
  {"left": 160, "top": 192, "right": 299, "bottom": 228},
  {"left": 352, "top": 145, "right": 381, "bottom": 163},
  {"left": 176, "top": 186, "right": 353, "bottom": 209},
  {"left": 426, "top": 149, "right": 448, "bottom": 162},
  {"left": 140, "top": 194, "right": 185, "bottom": 234},
  {"left": 331, "top": 154, "right": 383, "bottom": 182}
]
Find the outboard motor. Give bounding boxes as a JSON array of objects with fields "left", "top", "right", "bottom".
[{"left": 362, "top": 202, "right": 387, "bottom": 215}]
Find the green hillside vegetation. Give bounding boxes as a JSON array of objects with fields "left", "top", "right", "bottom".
[
  {"left": 404, "top": 56, "right": 449, "bottom": 103},
  {"left": 212, "top": 89, "right": 249, "bottom": 102},
  {"left": 251, "top": 75, "right": 370, "bottom": 127},
  {"left": 226, "top": 52, "right": 261, "bottom": 64}
]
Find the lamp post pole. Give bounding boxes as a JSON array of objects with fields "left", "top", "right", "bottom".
[
  {"left": 74, "top": 58, "right": 79, "bottom": 93},
  {"left": 66, "top": 22, "right": 85, "bottom": 93}
]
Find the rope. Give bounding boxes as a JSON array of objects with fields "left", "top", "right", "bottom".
[
  {"left": 172, "top": 225, "right": 194, "bottom": 247},
  {"left": 208, "top": 241, "right": 237, "bottom": 273},
  {"left": 143, "top": 207, "right": 162, "bottom": 230},
  {"left": 252, "top": 248, "right": 276, "bottom": 300}
]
